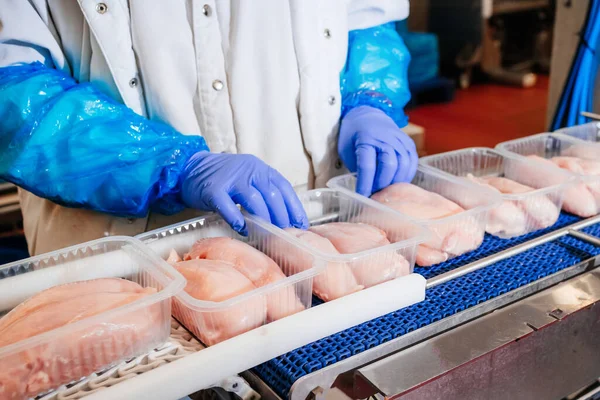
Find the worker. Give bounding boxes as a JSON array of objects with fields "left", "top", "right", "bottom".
[{"left": 0, "top": 1, "right": 417, "bottom": 256}]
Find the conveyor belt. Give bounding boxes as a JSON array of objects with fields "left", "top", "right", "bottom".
[{"left": 253, "top": 213, "right": 600, "bottom": 397}]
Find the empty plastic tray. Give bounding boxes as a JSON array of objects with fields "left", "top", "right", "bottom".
[
  {"left": 327, "top": 167, "right": 500, "bottom": 266},
  {"left": 0, "top": 236, "right": 183, "bottom": 400},
  {"left": 137, "top": 214, "right": 323, "bottom": 346},
  {"left": 496, "top": 132, "right": 600, "bottom": 218},
  {"left": 420, "top": 147, "right": 573, "bottom": 238}
]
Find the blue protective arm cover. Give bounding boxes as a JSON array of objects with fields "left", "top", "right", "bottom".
[
  {"left": 0, "top": 62, "right": 209, "bottom": 217},
  {"left": 341, "top": 22, "right": 412, "bottom": 128}
]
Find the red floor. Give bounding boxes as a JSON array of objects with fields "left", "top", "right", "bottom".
[{"left": 407, "top": 75, "right": 550, "bottom": 155}]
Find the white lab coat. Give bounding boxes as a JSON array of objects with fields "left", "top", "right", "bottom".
[{"left": 0, "top": 0, "right": 409, "bottom": 255}]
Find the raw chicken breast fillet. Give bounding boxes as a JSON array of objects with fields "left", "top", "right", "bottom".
[
  {"left": 467, "top": 175, "right": 559, "bottom": 236},
  {"left": 563, "top": 144, "right": 600, "bottom": 160},
  {"left": 308, "top": 222, "right": 410, "bottom": 287},
  {"left": 173, "top": 259, "right": 266, "bottom": 345},
  {"left": 185, "top": 237, "right": 304, "bottom": 321},
  {"left": 526, "top": 155, "right": 599, "bottom": 217},
  {"left": 277, "top": 228, "right": 363, "bottom": 301},
  {"left": 465, "top": 175, "right": 527, "bottom": 236},
  {"left": 0, "top": 279, "right": 162, "bottom": 400},
  {"left": 166, "top": 248, "right": 182, "bottom": 265},
  {"left": 371, "top": 183, "right": 484, "bottom": 266}
]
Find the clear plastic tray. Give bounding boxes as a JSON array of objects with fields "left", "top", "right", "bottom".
[
  {"left": 556, "top": 122, "right": 600, "bottom": 142},
  {"left": 276, "top": 188, "right": 428, "bottom": 295},
  {"left": 496, "top": 133, "right": 600, "bottom": 217},
  {"left": 0, "top": 236, "right": 184, "bottom": 400},
  {"left": 420, "top": 147, "right": 573, "bottom": 238},
  {"left": 327, "top": 167, "right": 500, "bottom": 266},
  {"left": 137, "top": 214, "right": 323, "bottom": 346}
]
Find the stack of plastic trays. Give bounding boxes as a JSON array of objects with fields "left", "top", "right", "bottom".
[
  {"left": 137, "top": 214, "right": 323, "bottom": 346},
  {"left": 556, "top": 122, "right": 600, "bottom": 142},
  {"left": 0, "top": 237, "right": 184, "bottom": 400},
  {"left": 420, "top": 147, "right": 573, "bottom": 238},
  {"left": 496, "top": 132, "right": 600, "bottom": 218},
  {"left": 275, "top": 188, "right": 428, "bottom": 301},
  {"left": 327, "top": 167, "right": 500, "bottom": 267}
]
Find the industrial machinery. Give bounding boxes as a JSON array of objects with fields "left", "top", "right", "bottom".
[{"left": 428, "top": 0, "right": 554, "bottom": 89}]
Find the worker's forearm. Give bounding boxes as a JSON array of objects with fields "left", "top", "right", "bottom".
[
  {"left": 341, "top": 22, "right": 412, "bottom": 128},
  {"left": 0, "top": 62, "right": 208, "bottom": 217}
]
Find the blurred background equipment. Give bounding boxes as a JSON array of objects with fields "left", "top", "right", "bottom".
[
  {"left": 0, "top": 181, "right": 27, "bottom": 264},
  {"left": 396, "top": 20, "right": 456, "bottom": 107},
  {"left": 405, "top": 0, "right": 559, "bottom": 155},
  {"left": 427, "top": 0, "right": 554, "bottom": 89}
]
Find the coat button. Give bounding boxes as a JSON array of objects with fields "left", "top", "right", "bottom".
[
  {"left": 96, "top": 3, "right": 108, "bottom": 14},
  {"left": 335, "top": 159, "right": 343, "bottom": 169},
  {"left": 212, "top": 80, "right": 224, "bottom": 91},
  {"left": 202, "top": 4, "right": 212, "bottom": 17},
  {"left": 328, "top": 95, "right": 336, "bottom": 105},
  {"left": 126, "top": 218, "right": 135, "bottom": 224},
  {"left": 324, "top": 29, "right": 332, "bottom": 38},
  {"left": 129, "top": 78, "right": 138, "bottom": 88}
]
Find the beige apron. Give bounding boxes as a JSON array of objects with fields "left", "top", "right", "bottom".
[{"left": 19, "top": 190, "right": 207, "bottom": 255}]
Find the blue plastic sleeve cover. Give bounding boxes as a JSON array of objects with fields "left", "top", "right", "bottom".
[
  {"left": 0, "top": 62, "right": 209, "bottom": 217},
  {"left": 341, "top": 22, "right": 412, "bottom": 128}
]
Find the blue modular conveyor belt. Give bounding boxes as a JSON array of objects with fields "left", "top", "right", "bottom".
[{"left": 253, "top": 213, "right": 600, "bottom": 397}]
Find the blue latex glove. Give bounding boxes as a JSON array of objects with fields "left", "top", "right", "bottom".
[
  {"left": 338, "top": 106, "right": 418, "bottom": 197},
  {"left": 180, "top": 152, "right": 309, "bottom": 234}
]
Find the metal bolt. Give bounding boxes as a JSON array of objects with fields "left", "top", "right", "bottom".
[
  {"left": 328, "top": 95, "right": 336, "bottom": 105},
  {"left": 129, "top": 78, "right": 138, "bottom": 88},
  {"left": 212, "top": 80, "right": 224, "bottom": 91},
  {"left": 323, "top": 28, "right": 332, "bottom": 38},
  {"left": 202, "top": 4, "right": 212, "bottom": 17},
  {"left": 96, "top": 3, "right": 108, "bottom": 14}
]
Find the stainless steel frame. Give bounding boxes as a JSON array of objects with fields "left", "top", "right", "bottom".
[
  {"left": 356, "top": 269, "right": 600, "bottom": 400},
  {"left": 270, "top": 215, "right": 600, "bottom": 400}
]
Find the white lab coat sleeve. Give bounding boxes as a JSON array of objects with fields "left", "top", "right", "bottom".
[
  {"left": 0, "top": 0, "right": 68, "bottom": 71},
  {"left": 346, "top": 0, "right": 410, "bottom": 31}
]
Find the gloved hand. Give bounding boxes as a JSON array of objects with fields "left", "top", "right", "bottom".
[
  {"left": 180, "top": 152, "right": 308, "bottom": 234},
  {"left": 338, "top": 106, "right": 418, "bottom": 197}
]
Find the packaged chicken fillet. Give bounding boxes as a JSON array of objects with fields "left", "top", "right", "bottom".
[
  {"left": 420, "top": 147, "right": 573, "bottom": 238},
  {"left": 327, "top": 167, "right": 500, "bottom": 266},
  {"left": 496, "top": 133, "right": 600, "bottom": 218},
  {"left": 137, "top": 214, "right": 324, "bottom": 346},
  {"left": 275, "top": 189, "right": 429, "bottom": 294},
  {"left": 0, "top": 237, "right": 184, "bottom": 400}
]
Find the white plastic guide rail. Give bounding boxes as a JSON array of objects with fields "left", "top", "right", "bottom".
[{"left": 79, "top": 274, "right": 426, "bottom": 400}]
